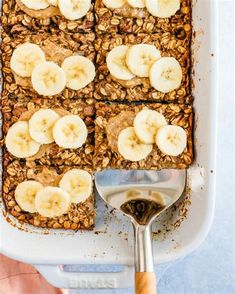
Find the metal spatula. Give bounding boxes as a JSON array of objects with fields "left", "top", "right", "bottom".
[{"left": 95, "top": 169, "right": 186, "bottom": 294}]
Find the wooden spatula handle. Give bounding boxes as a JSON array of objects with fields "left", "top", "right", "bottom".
[{"left": 135, "top": 272, "right": 157, "bottom": 294}]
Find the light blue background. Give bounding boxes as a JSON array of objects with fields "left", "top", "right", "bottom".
[{"left": 70, "top": 2, "right": 235, "bottom": 293}]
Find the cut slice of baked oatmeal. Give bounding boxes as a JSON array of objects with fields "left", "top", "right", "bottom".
[
  {"left": 1, "top": 29, "right": 96, "bottom": 100},
  {"left": 3, "top": 162, "right": 95, "bottom": 230},
  {"left": 94, "top": 102, "right": 193, "bottom": 170},
  {"left": 94, "top": 33, "right": 191, "bottom": 103},
  {"left": 1, "top": 0, "right": 95, "bottom": 33},
  {"left": 95, "top": 0, "right": 191, "bottom": 35},
  {"left": 2, "top": 95, "right": 95, "bottom": 168}
]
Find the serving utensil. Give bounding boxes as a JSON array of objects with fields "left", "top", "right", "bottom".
[{"left": 95, "top": 169, "right": 186, "bottom": 294}]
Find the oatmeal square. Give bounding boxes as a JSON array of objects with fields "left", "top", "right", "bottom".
[
  {"left": 2, "top": 0, "right": 95, "bottom": 33},
  {"left": 1, "top": 29, "right": 96, "bottom": 101},
  {"left": 3, "top": 163, "right": 95, "bottom": 230},
  {"left": 2, "top": 95, "right": 95, "bottom": 168},
  {"left": 95, "top": 0, "right": 191, "bottom": 35},
  {"left": 94, "top": 33, "right": 191, "bottom": 103},
  {"left": 94, "top": 102, "right": 193, "bottom": 170}
]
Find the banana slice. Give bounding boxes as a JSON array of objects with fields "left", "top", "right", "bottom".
[
  {"left": 127, "top": 0, "right": 145, "bottom": 8},
  {"left": 107, "top": 45, "right": 135, "bottom": 81},
  {"left": 5, "top": 121, "right": 41, "bottom": 158},
  {"left": 58, "top": 0, "right": 91, "bottom": 20},
  {"left": 155, "top": 125, "right": 187, "bottom": 156},
  {"left": 103, "top": 0, "right": 126, "bottom": 9},
  {"left": 118, "top": 127, "right": 153, "bottom": 161},
  {"left": 150, "top": 57, "right": 182, "bottom": 93},
  {"left": 21, "top": 0, "right": 49, "bottom": 10},
  {"left": 145, "top": 0, "right": 180, "bottom": 18},
  {"left": 31, "top": 61, "right": 66, "bottom": 96},
  {"left": 134, "top": 109, "right": 168, "bottom": 144},
  {"left": 61, "top": 56, "right": 95, "bottom": 91},
  {"left": 47, "top": 0, "right": 58, "bottom": 6},
  {"left": 29, "top": 109, "right": 60, "bottom": 144},
  {"left": 53, "top": 114, "right": 88, "bottom": 149},
  {"left": 59, "top": 169, "right": 92, "bottom": 204},
  {"left": 126, "top": 44, "right": 161, "bottom": 77},
  {"left": 15, "top": 181, "right": 44, "bottom": 213},
  {"left": 35, "top": 186, "right": 71, "bottom": 218},
  {"left": 10, "top": 43, "right": 46, "bottom": 78}
]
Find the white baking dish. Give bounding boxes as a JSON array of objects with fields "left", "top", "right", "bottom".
[{"left": 0, "top": 0, "right": 218, "bottom": 289}]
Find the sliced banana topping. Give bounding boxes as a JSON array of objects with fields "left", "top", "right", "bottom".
[
  {"left": 107, "top": 45, "right": 135, "bottom": 81},
  {"left": 103, "top": 0, "right": 126, "bottom": 9},
  {"left": 59, "top": 169, "right": 92, "bottom": 204},
  {"left": 5, "top": 121, "right": 41, "bottom": 158},
  {"left": 145, "top": 0, "right": 180, "bottom": 18},
  {"left": 58, "top": 0, "right": 91, "bottom": 20},
  {"left": 150, "top": 57, "right": 182, "bottom": 93},
  {"left": 118, "top": 127, "right": 153, "bottom": 161},
  {"left": 53, "top": 114, "right": 88, "bottom": 149},
  {"left": 134, "top": 109, "right": 168, "bottom": 144},
  {"left": 35, "top": 186, "right": 71, "bottom": 218},
  {"left": 31, "top": 61, "right": 66, "bottom": 96},
  {"left": 47, "top": 0, "right": 58, "bottom": 6},
  {"left": 156, "top": 125, "right": 187, "bottom": 156},
  {"left": 127, "top": 0, "right": 145, "bottom": 8},
  {"left": 21, "top": 0, "right": 50, "bottom": 10},
  {"left": 15, "top": 180, "right": 44, "bottom": 213},
  {"left": 126, "top": 44, "right": 161, "bottom": 77},
  {"left": 10, "top": 43, "right": 46, "bottom": 78},
  {"left": 29, "top": 109, "right": 60, "bottom": 144},
  {"left": 61, "top": 55, "right": 95, "bottom": 91}
]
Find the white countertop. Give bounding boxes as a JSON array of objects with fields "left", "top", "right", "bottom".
[{"left": 69, "top": 2, "right": 235, "bottom": 293}]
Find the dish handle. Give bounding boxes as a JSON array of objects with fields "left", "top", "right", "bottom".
[{"left": 35, "top": 264, "right": 134, "bottom": 289}]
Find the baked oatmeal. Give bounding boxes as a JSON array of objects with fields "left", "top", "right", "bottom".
[
  {"left": 2, "top": 0, "right": 95, "bottom": 34},
  {"left": 94, "top": 33, "right": 191, "bottom": 103},
  {"left": 1, "top": 95, "right": 95, "bottom": 167},
  {"left": 1, "top": 0, "right": 193, "bottom": 230},
  {"left": 3, "top": 162, "right": 95, "bottom": 230},
  {"left": 1, "top": 29, "right": 96, "bottom": 100},
  {"left": 95, "top": 0, "right": 191, "bottom": 35},
  {"left": 94, "top": 102, "right": 193, "bottom": 170}
]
